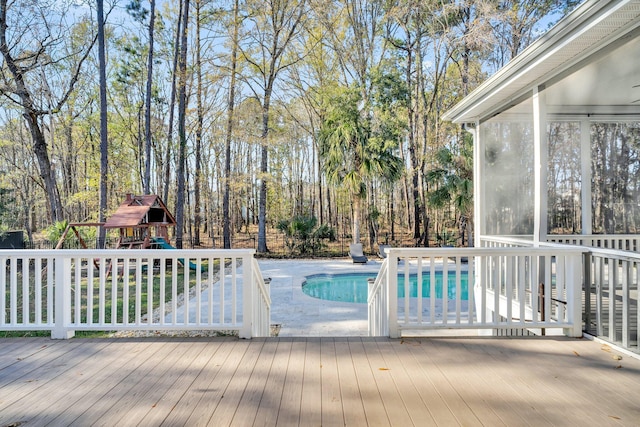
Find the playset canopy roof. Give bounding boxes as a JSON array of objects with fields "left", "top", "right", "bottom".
[{"left": 103, "top": 194, "right": 176, "bottom": 229}]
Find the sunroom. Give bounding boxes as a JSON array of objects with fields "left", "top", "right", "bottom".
[{"left": 442, "top": 0, "right": 640, "bottom": 353}]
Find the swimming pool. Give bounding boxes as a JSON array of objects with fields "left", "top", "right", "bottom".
[{"left": 302, "top": 272, "right": 469, "bottom": 303}]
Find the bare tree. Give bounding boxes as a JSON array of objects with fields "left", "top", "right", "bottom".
[
  {"left": 193, "top": 0, "right": 203, "bottom": 246},
  {"left": 97, "top": 0, "right": 108, "bottom": 248},
  {"left": 144, "top": 0, "right": 156, "bottom": 194},
  {"left": 0, "top": 0, "right": 97, "bottom": 223},
  {"left": 175, "top": 0, "right": 190, "bottom": 248},
  {"left": 241, "top": 0, "right": 307, "bottom": 253},
  {"left": 163, "top": 1, "right": 184, "bottom": 204},
  {"left": 487, "top": 0, "right": 579, "bottom": 72},
  {"left": 223, "top": 0, "right": 240, "bottom": 249}
]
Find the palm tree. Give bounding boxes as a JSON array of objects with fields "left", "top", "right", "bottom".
[
  {"left": 319, "top": 85, "right": 403, "bottom": 244},
  {"left": 427, "top": 132, "right": 474, "bottom": 246}
]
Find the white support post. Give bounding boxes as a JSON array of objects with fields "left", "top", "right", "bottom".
[
  {"left": 239, "top": 255, "right": 253, "bottom": 339},
  {"left": 565, "top": 253, "right": 584, "bottom": 337},
  {"left": 471, "top": 121, "right": 483, "bottom": 246},
  {"left": 533, "top": 87, "right": 548, "bottom": 245},
  {"left": 387, "top": 252, "right": 399, "bottom": 338},
  {"left": 580, "top": 119, "right": 592, "bottom": 234},
  {"left": 470, "top": 122, "right": 490, "bottom": 334},
  {"left": 52, "top": 257, "right": 74, "bottom": 339}
]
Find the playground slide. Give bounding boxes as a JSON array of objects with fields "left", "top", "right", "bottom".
[{"left": 151, "top": 237, "right": 203, "bottom": 271}]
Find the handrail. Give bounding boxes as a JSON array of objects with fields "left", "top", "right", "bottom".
[
  {"left": 252, "top": 257, "right": 272, "bottom": 306},
  {"left": 0, "top": 248, "right": 271, "bottom": 338},
  {"left": 368, "top": 246, "right": 585, "bottom": 338},
  {"left": 367, "top": 257, "right": 388, "bottom": 305},
  {"left": 368, "top": 258, "right": 389, "bottom": 336}
]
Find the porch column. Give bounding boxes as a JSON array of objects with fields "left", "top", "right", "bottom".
[
  {"left": 472, "top": 120, "right": 483, "bottom": 246},
  {"left": 580, "top": 119, "right": 592, "bottom": 234},
  {"left": 532, "top": 87, "right": 548, "bottom": 245}
]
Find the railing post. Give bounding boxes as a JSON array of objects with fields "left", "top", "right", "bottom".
[
  {"left": 367, "top": 278, "right": 375, "bottom": 335},
  {"left": 263, "top": 276, "right": 271, "bottom": 337},
  {"left": 582, "top": 252, "right": 592, "bottom": 335},
  {"left": 52, "top": 256, "right": 74, "bottom": 339},
  {"left": 239, "top": 254, "right": 253, "bottom": 339},
  {"left": 565, "top": 253, "right": 583, "bottom": 337},
  {"left": 388, "top": 252, "right": 399, "bottom": 338}
]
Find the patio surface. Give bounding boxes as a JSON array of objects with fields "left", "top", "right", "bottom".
[{"left": 257, "top": 258, "right": 382, "bottom": 336}]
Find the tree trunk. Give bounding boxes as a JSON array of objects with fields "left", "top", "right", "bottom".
[
  {"left": 143, "top": 0, "right": 156, "bottom": 195},
  {"left": 193, "top": 0, "right": 203, "bottom": 246},
  {"left": 163, "top": 1, "right": 183, "bottom": 204},
  {"left": 97, "top": 0, "right": 108, "bottom": 248},
  {"left": 316, "top": 140, "right": 323, "bottom": 225},
  {"left": 352, "top": 195, "right": 361, "bottom": 244},
  {"left": 257, "top": 93, "right": 271, "bottom": 253},
  {"left": 223, "top": 0, "right": 239, "bottom": 249},
  {"left": 30, "top": 116, "right": 64, "bottom": 223},
  {"left": 175, "top": 0, "right": 190, "bottom": 249}
]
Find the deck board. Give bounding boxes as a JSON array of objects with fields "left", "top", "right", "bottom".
[
  {"left": 0, "top": 339, "right": 100, "bottom": 412},
  {"left": 403, "top": 338, "right": 483, "bottom": 426},
  {"left": 277, "top": 339, "right": 305, "bottom": 426},
  {"left": 0, "top": 336, "right": 50, "bottom": 366},
  {"left": 231, "top": 338, "right": 278, "bottom": 427},
  {"left": 298, "top": 338, "right": 322, "bottom": 426},
  {"left": 67, "top": 339, "right": 178, "bottom": 426},
  {"left": 334, "top": 339, "right": 368, "bottom": 426},
  {"left": 7, "top": 339, "right": 120, "bottom": 425},
  {"left": 508, "top": 338, "right": 640, "bottom": 424},
  {"left": 319, "top": 337, "right": 345, "bottom": 426},
  {"left": 468, "top": 338, "right": 595, "bottom": 425},
  {"left": 184, "top": 339, "right": 251, "bottom": 426},
  {"left": 208, "top": 338, "right": 265, "bottom": 426},
  {"left": 366, "top": 338, "right": 414, "bottom": 426},
  {"left": 136, "top": 340, "right": 223, "bottom": 426},
  {"left": 160, "top": 337, "right": 238, "bottom": 425},
  {"left": 92, "top": 339, "right": 196, "bottom": 427},
  {"left": 252, "top": 338, "right": 291, "bottom": 427},
  {"left": 0, "top": 336, "right": 639, "bottom": 426},
  {"left": 384, "top": 338, "right": 454, "bottom": 425},
  {"left": 347, "top": 338, "right": 389, "bottom": 426},
  {"left": 436, "top": 338, "right": 531, "bottom": 426}
]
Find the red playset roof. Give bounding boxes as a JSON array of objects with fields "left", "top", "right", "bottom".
[{"left": 103, "top": 194, "right": 176, "bottom": 229}]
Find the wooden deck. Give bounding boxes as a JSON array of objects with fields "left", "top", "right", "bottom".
[{"left": 1, "top": 336, "right": 639, "bottom": 426}]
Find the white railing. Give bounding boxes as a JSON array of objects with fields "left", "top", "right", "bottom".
[
  {"left": 0, "top": 249, "right": 271, "bottom": 339},
  {"left": 483, "top": 234, "right": 640, "bottom": 354},
  {"left": 584, "top": 248, "right": 639, "bottom": 353},
  {"left": 368, "top": 247, "right": 584, "bottom": 338},
  {"left": 548, "top": 234, "right": 640, "bottom": 253},
  {"left": 479, "top": 235, "right": 536, "bottom": 248},
  {"left": 367, "top": 258, "right": 389, "bottom": 336},
  {"left": 250, "top": 257, "right": 271, "bottom": 337}
]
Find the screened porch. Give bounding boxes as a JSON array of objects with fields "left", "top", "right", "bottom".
[{"left": 443, "top": 0, "right": 640, "bottom": 354}]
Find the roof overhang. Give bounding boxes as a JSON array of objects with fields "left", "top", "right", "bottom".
[{"left": 443, "top": 0, "right": 640, "bottom": 124}]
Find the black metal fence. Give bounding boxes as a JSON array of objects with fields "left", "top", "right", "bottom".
[{"left": 20, "top": 232, "right": 426, "bottom": 258}]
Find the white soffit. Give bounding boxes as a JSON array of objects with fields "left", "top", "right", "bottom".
[{"left": 443, "top": 0, "right": 640, "bottom": 124}]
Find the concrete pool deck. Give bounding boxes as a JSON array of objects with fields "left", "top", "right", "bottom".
[{"left": 257, "top": 258, "right": 383, "bottom": 336}]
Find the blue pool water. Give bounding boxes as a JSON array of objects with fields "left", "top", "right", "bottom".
[{"left": 302, "top": 272, "right": 469, "bottom": 303}]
